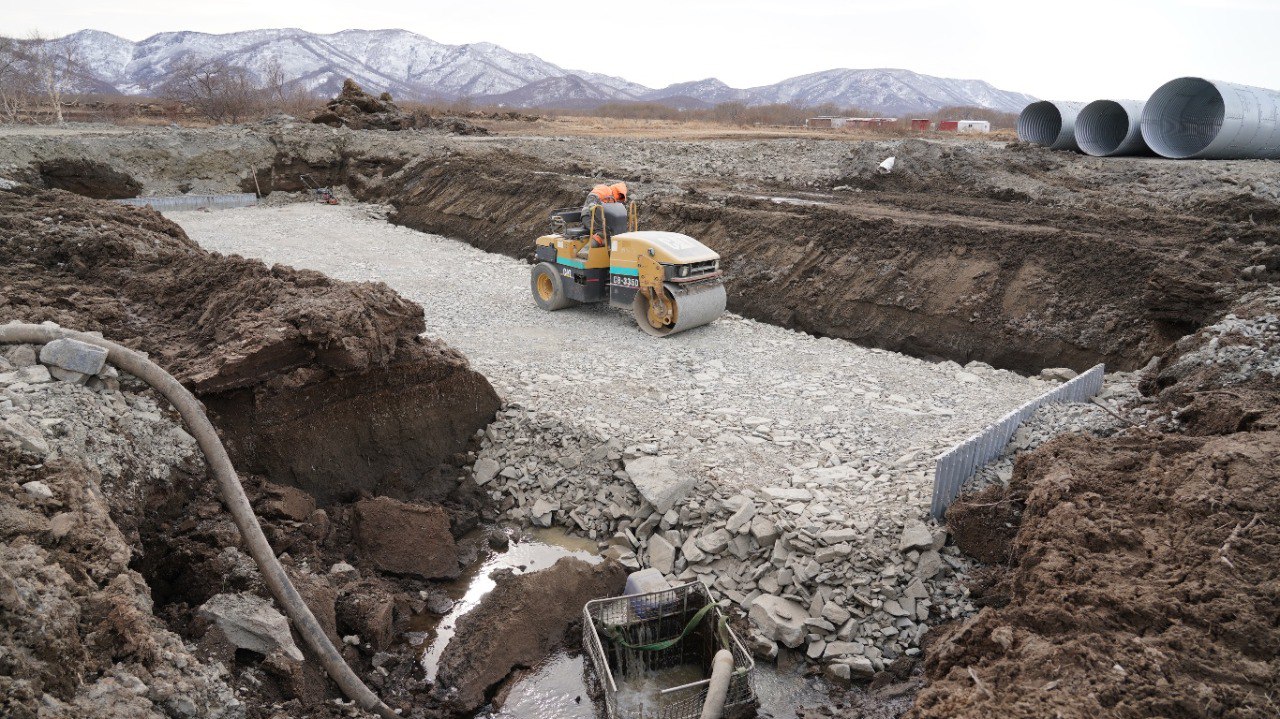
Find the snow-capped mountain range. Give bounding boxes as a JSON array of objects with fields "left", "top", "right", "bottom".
[{"left": 56, "top": 28, "right": 1037, "bottom": 114}]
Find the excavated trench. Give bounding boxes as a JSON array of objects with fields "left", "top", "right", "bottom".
[
  {"left": 366, "top": 151, "right": 1272, "bottom": 375},
  {"left": 5, "top": 126, "right": 1279, "bottom": 719},
  {"left": 7, "top": 126, "right": 1276, "bottom": 376}
]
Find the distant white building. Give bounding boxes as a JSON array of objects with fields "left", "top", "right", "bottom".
[
  {"left": 956, "top": 120, "right": 991, "bottom": 134},
  {"left": 805, "top": 116, "right": 899, "bottom": 129}
]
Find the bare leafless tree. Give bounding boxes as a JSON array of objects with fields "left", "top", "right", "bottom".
[
  {"left": 259, "top": 56, "right": 317, "bottom": 117},
  {"left": 24, "top": 31, "right": 83, "bottom": 124},
  {"left": 162, "top": 57, "right": 264, "bottom": 123},
  {"left": 0, "top": 35, "right": 34, "bottom": 122}
]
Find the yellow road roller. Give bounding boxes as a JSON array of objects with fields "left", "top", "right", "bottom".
[{"left": 530, "top": 202, "right": 727, "bottom": 336}]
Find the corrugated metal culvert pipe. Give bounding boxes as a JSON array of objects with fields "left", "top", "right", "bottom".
[
  {"left": 1017, "top": 100, "right": 1088, "bottom": 151},
  {"left": 1141, "top": 77, "right": 1280, "bottom": 159},
  {"left": 1076, "top": 99, "right": 1152, "bottom": 157}
]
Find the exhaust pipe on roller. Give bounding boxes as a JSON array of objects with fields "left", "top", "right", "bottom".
[
  {"left": 1016, "top": 100, "right": 1088, "bottom": 151},
  {"left": 1076, "top": 100, "right": 1152, "bottom": 157},
  {"left": 1141, "top": 77, "right": 1280, "bottom": 159}
]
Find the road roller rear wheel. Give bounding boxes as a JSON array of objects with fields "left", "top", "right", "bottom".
[{"left": 530, "top": 262, "right": 575, "bottom": 311}]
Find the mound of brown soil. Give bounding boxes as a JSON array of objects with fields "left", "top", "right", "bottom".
[
  {"left": 311, "top": 78, "right": 414, "bottom": 132},
  {"left": 1140, "top": 287, "right": 1280, "bottom": 436},
  {"left": 0, "top": 187, "right": 500, "bottom": 503},
  {"left": 310, "top": 78, "right": 488, "bottom": 136},
  {"left": 914, "top": 431, "right": 1280, "bottom": 719},
  {"left": 432, "top": 557, "right": 626, "bottom": 715}
]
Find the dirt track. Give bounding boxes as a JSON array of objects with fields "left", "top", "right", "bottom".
[
  {"left": 380, "top": 142, "right": 1276, "bottom": 374},
  {"left": 171, "top": 202, "right": 1045, "bottom": 495}
]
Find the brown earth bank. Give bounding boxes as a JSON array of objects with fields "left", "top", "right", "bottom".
[
  {"left": 2, "top": 124, "right": 1278, "bottom": 374},
  {"left": 0, "top": 186, "right": 500, "bottom": 504},
  {"left": 376, "top": 146, "right": 1278, "bottom": 374},
  {"left": 917, "top": 289, "right": 1280, "bottom": 719}
]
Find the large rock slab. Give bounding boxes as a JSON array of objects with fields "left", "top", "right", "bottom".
[
  {"left": 624, "top": 456, "right": 696, "bottom": 514},
  {"left": 646, "top": 533, "right": 676, "bottom": 574},
  {"left": 39, "top": 338, "right": 108, "bottom": 376},
  {"left": 198, "top": 593, "right": 304, "bottom": 661},
  {"left": 749, "top": 594, "right": 809, "bottom": 648},
  {"left": 353, "top": 497, "right": 459, "bottom": 579},
  {"left": 899, "top": 520, "right": 934, "bottom": 552}
]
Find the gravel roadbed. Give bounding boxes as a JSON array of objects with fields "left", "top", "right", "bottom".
[{"left": 173, "top": 202, "right": 1051, "bottom": 671}]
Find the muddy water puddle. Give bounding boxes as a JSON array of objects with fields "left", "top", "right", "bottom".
[
  {"left": 613, "top": 663, "right": 707, "bottom": 717},
  {"left": 489, "top": 652, "right": 831, "bottom": 719},
  {"left": 410, "top": 527, "right": 600, "bottom": 682},
  {"left": 408, "top": 526, "right": 832, "bottom": 718}
]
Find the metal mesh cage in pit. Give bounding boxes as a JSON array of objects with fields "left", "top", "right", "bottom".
[{"left": 583, "top": 581, "right": 757, "bottom": 719}]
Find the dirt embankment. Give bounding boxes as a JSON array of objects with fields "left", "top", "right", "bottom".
[
  {"left": 0, "top": 187, "right": 499, "bottom": 504},
  {"left": 379, "top": 150, "right": 1276, "bottom": 373},
  {"left": 918, "top": 289, "right": 1280, "bottom": 719},
  {"left": 3, "top": 125, "right": 1277, "bottom": 373},
  {"left": 0, "top": 186, "right": 519, "bottom": 718},
  {"left": 432, "top": 557, "right": 626, "bottom": 715}
]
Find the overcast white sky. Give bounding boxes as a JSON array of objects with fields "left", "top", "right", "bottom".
[{"left": 10, "top": 0, "right": 1280, "bottom": 99}]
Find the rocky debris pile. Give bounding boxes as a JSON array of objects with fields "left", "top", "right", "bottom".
[
  {"left": 312, "top": 79, "right": 415, "bottom": 131},
  {"left": 171, "top": 201, "right": 1063, "bottom": 685},
  {"left": 0, "top": 188, "right": 499, "bottom": 505},
  {"left": 1, "top": 334, "right": 200, "bottom": 537},
  {"left": 1, "top": 338, "right": 241, "bottom": 719},
  {"left": 1140, "top": 286, "right": 1280, "bottom": 435},
  {"left": 470, "top": 403, "right": 978, "bottom": 680},
  {"left": 311, "top": 78, "right": 489, "bottom": 136}
]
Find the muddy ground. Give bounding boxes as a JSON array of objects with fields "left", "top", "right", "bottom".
[
  {"left": 0, "top": 187, "right": 499, "bottom": 503},
  {"left": 1, "top": 120, "right": 1278, "bottom": 719},
  {"left": 1, "top": 122, "right": 1277, "bottom": 375},
  {"left": 923, "top": 288, "right": 1280, "bottom": 719},
  {"left": 0, "top": 185, "right": 539, "bottom": 718}
]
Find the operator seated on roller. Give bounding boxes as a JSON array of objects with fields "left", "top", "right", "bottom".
[{"left": 577, "top": 182, "right": 629, "bottom": 258}]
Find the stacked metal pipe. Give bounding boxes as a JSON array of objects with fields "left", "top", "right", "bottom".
[{"left": 1017, "top": 77, "right": 1280, "bottom": 160}]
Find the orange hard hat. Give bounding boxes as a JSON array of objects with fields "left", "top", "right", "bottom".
[{"left": 610, "top": 182, "right": 628, "bottom": 202}]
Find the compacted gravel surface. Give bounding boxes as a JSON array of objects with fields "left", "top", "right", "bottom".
[
  {"left": 174, "top": 202, "right": 1061, "bottom": 672},
  {"left": 174, "top": 202, "right": 1045, "bottom": 499}
]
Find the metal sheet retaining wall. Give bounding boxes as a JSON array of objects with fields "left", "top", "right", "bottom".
[
  {"left": 930, "top": 364, "right": 1105, "bottom": 520},
  {"left": 114, "top": 194, "right": 258, "bottom": 211}
]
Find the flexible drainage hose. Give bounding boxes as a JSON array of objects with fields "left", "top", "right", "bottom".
[
  {"left": 0, "top": 324, "right": 399, "bottom": 719},
  {"left": 699, "top": 649, "right": 735, "bottom": 719}
]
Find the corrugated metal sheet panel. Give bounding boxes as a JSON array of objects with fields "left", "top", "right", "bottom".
[
  {"left": 929, "top": 364, "right": 1106, "bottom": 520},
  {"left": 114, "top": 194, "right": 259, "bottom": 212}
]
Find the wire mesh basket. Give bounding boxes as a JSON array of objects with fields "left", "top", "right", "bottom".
[{"left": 583, "top": 581, "right": 757, "bottom": 719}]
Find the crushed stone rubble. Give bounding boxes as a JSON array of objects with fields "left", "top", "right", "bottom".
[
  {"left": 0, "top": 327, "right": 244, "bottom": 718},
  {"left": 171, "top": 203, "right": 1122, "bottom": 676},
  {"left": 966, "top": 372, "right": 1143, "bottom": 494}
]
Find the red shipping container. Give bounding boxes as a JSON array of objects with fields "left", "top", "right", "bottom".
[
  {"left": 938, "top": 120, "right": 959, "bottom": 132},
  {"left": 910, "top": 119, "right": 930, "bottom": 131}
]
